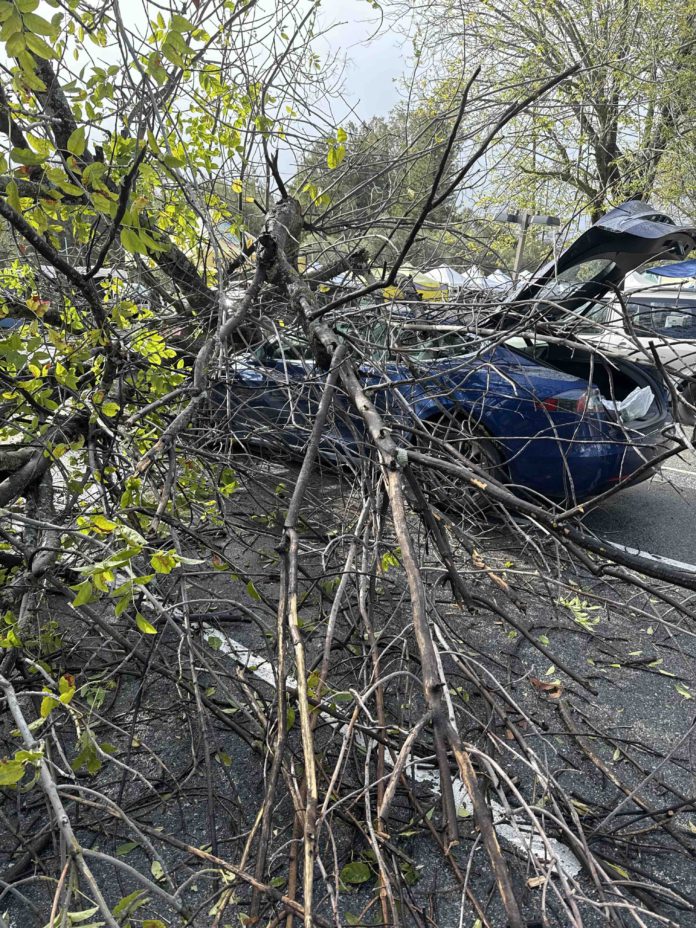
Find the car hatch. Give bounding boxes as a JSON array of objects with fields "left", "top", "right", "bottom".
[{"left": 510, "top": 201, "right": 696, "bottom": 316}]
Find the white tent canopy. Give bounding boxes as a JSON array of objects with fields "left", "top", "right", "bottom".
[
  {"left": 484, "top": 269, "right": 513, "bottom": 290},
  {"left": 460, "top": 266, "right": 489, "bottom": 289},
  {"left": 426, "top": 265, "right": 466, "bottom": 288},
  {"left": 426, "top": 265, "right": 494, "bottom": 290}
]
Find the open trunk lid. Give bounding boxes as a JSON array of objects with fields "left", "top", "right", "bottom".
[{"left": 509, "top": 201, "right": 696, "bottom": 316}]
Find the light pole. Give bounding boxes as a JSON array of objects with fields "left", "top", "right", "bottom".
[{"left": 494, "top": 210, "right": 561, "bottom": 283}]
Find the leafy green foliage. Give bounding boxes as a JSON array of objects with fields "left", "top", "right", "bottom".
[
  {"left": 340, "top": 860, "right": 372, "bottom": 884},
  {"left": 0, "top": 748, "right": 42, "bottom": 787},
  {"left": 419, "top": 0, "right": 696, "bottom": 219},
  {"left": 558, "top": 595, "right": 602, "bottom": 632}
]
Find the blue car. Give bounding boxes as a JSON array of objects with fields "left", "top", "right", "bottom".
[{"left": 221, "top": 202, "right": 696, "bottom": 504}]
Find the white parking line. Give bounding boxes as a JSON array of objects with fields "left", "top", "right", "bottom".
[
  {"left": 202, "top": 625, "right": 582, "bottom": 879},
  {"left": 601, "top": 542, "right": 696, "bottom": 573}
]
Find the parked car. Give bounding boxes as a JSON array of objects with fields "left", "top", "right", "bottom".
[
  {"left": 217, "top": 201, "right": 696, "bottom": 504},
  {"left": 220, "top": 321, "right": 674, "bottom": 503}
]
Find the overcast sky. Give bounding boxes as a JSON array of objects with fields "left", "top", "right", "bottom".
[
  {"left": 315, "top": 0, "right": 406, "bottom": 121},
  {"left": 110, "top": 0, "right": 407, "bottom": 122}
]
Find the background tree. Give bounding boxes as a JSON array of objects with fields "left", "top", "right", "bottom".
[
  {"left": 295, "top": 106, "right": 548, "bottom": 275},
  {"left": 401, "top": 0, "right": 696, "bottom": 221}
]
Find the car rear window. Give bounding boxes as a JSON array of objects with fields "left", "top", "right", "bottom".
[
  {"left": 627, "top": 299, "right": 696, "bottom": 339},
  {"left": 534, "top": 258, "right": 617, "bottom": 303}
]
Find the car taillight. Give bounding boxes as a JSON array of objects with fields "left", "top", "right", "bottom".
[{"left": 536, "top": 387, "right": 603, "bottom": 415}]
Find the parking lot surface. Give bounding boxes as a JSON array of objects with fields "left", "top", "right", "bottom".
[{"left": 586, "top": 448, "right": 696, "bottom": 564}]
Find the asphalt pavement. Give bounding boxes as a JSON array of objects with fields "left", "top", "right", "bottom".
[{"left": 584, "top": 449, "right": 696, "bottom": 564}]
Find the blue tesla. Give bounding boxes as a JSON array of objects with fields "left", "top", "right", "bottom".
[{"left": 219, "top": 202, "right": 696, "bottom": 504}]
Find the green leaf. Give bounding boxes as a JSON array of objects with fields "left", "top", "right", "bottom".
[
  {"left": 150, "top": 860, "right": 165, "bottom": 882},
  {"left": 327, "top": 143, "right": 346, "bottom": 170},
  {"left": 150, "top": 550, "right": 178, "bottom": 574},
  {"left": 340, "top": 860, "right": 371, "bottom": 884},
  {"left": 0, "top": 758, "right": 25, "bottom": 786},
  {"left": 0, "top": 9, "right": 20, "bottom": 34},
  {"left": 246, "top": 579, "right": 261, "bottom": 601},
  {"left": 146, "top": 129, "right": 161, "bottom": 154},
  {"left": 82, "top": 161, "right": 106, "bottom": 186},
  {"left": 92, "top": 192, "right": 115, "bottom": 215},
  {"left": 10, "top": 146, "right": 45, "bottom": 166},
  {"left": 161, "top": 41, "right": 185, "bottom": 68},
  {"left": 72, "top": 579, "right": 93, "bottom": 608},
  {"left": 55, "top": 179, "right": 83, "bottom": 197},
  {"left": 67, "top": 126, "right": 86, "bottom": 157},
  {"left": 5, "top": 30, "right": 26, "bottom": 55},
  {"left": 91, "top": 514, "right": 117, "bottom": 532},
  {"left": 17, "top": 59, "right": 46, "bottom": 91},
  {"left": 162, "top": 153, "right": 186, "bottom": 169},
  {"left": 143, "top": 921, "right": 167, "bottom": 928},
  {"left": 66, "top": 906, "right": 99, "bottom": 923},
  {"left": 40, "top": 694, "right": 59, "bottom": 718},
  {"left": 23, "top": 12, "right": 57, "bottom": 36},
  {"left": 120, "top": 227, "right": 149, "bottom": 255},
  {"left": 113, "top": 890, "right": 148, "bottom": 917},
  {"left": 6, "top": 179, "right": 21, "bottom": 212},
  {"left": 100, "top": 401, "right": 120, "bottom": 417},
  {"left": 135, "top": 613, "right": 157, "bottom": 635},
  {"left": 675, "top": 683, "right": 692, "bottom": 700},
  {"left": 25, "top": 32, "right": 57, "bottom": 58},
  {"left": 336, "top": 127, "right": 347, "bottom": 143},
  {"left": 170, "top": 13, "right": 195, "bottom": 31},
  {"left": 15, "top": 0, "right": 39, "bottom": 11},
  {"left": 116, "top": 841, "right": 138, "bottom": 856}
]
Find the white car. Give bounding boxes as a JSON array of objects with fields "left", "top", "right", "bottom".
[
  {"left": 495, "top": 219, "right": 696, "bottom": 422},
  {"left": 564, "top": 273, "right": 696, "bottom": 421},
  {"left": 576, "top": 286, "right": 696, "bottom": 377}
]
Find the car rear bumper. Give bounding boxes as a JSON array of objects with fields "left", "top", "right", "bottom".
[{"left": 506, "top": 420, "right": 675, "bottom": 503}]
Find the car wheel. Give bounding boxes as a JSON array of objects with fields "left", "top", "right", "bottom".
[{"left": 413, "top": 414, "right": 504, "bottom": 516}]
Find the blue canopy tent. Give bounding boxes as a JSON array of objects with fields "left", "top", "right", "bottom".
[{"left": 645, "top": 259, "right": 696, "bottom": 278}]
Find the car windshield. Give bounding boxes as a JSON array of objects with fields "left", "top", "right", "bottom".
[
  {"left": 261, "top": 321, "right": 472, "bottom": 365},
  {"left": 386, "top": 325, "right": 472, "bottom": 361},
  {"left": 627, "top": 298, "right": 696, "bottom": 339},
  {"left": 262, "top": 334, "right": 313, "bottom": 361}
]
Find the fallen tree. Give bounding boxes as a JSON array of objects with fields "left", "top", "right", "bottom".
[{"left": 0, "top": 4, "right": 696, "bottom": 928}]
